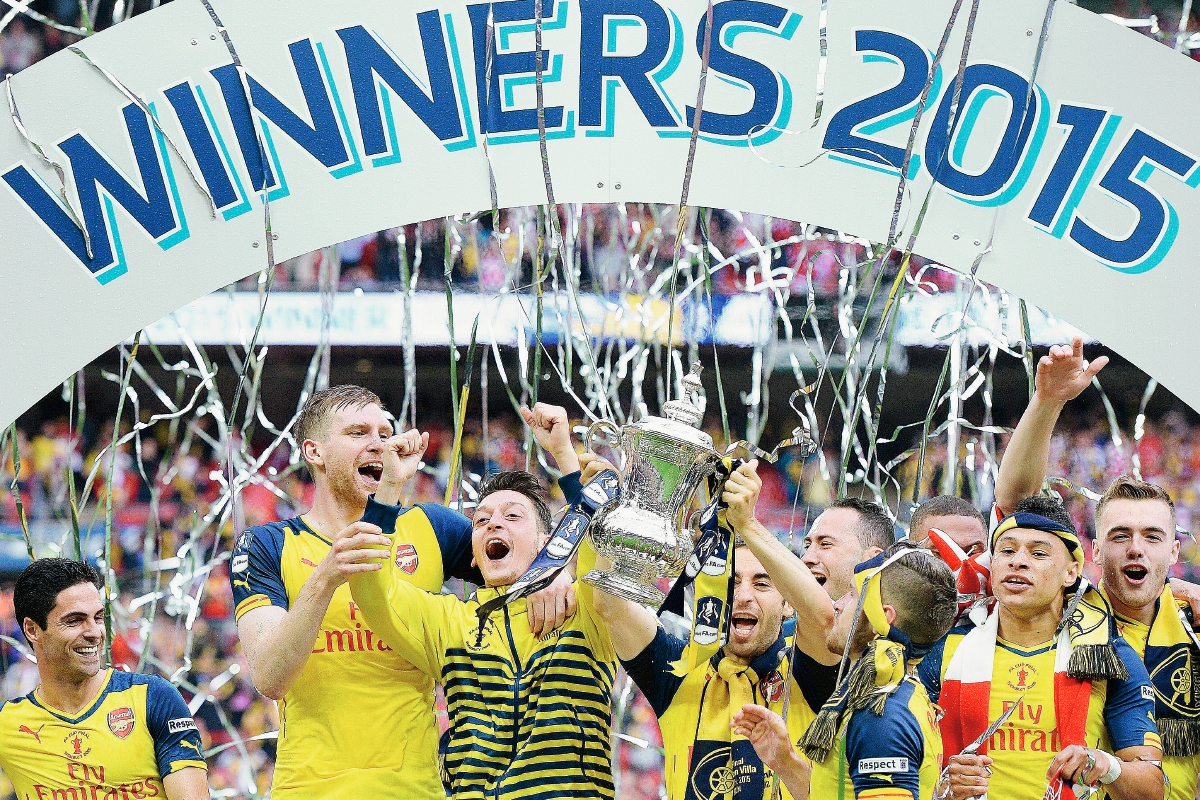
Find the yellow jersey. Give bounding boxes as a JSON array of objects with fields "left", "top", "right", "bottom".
[
  {"left": 808, "top": 673, "right": 943, "bottom": 800},
  {"left": 0, "top": 669, "right": 206, "bottom": 798},
  {"left": 622, "top": 627, "right": 836, "bottom": 800},
  {"left": 348, "top": 496, "right": 618, "bottom": 799},
  {"left": 230, "top": 504, "right": 479, "bottom": 800},
  {"left": 920, "top": 628, "right": 1160, "bottom": 799}
]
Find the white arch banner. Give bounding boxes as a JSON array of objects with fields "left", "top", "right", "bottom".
[{"left": 1, "top": 0, "right": 1198, "bottom": 428}]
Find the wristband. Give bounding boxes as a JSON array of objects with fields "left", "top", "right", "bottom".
[{"left": 1098, "top": 751, "right": 1122, "bottom": 785}]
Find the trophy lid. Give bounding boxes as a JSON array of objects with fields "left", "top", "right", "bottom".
[
  {"left": 661, "top": 364, "right": 705, "bottom": 428},
  {"left": 631, "top": 363, "right": 716, "bottom": 452}
]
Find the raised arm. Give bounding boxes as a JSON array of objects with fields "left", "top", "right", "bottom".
[
  {"left": 521, "top": 403, "right": 582, "bottom": 475},
  {"left": 724, "top": 461, "right": 837, "bottom": 666},
  {"left": 235, "top": 524, "right": 390, "bottom": 701},
  {"left": 343, "top": 507, "right": 450, "bottom": 677},
  {"left": 994, "top": 337, "right": 1108, "bottom": 514}
]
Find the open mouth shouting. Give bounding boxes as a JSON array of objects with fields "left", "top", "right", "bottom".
[
  {"left": 1121, "top": 563, "right": 1150, "bottom": 588},
  {"left": 485, "top": 537, "right": 512, "bottom": 563},
  {"left": 357, "top": 462, "right": 384, "bottom": 488},
  {"left": 730, "top": 611, "right": 760, "bottom": 641}
]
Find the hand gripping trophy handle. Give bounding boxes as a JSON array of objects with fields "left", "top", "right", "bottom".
[
  {"left": 579, "top": 364, "right": 718, "bottom": 607},
  {"left": 584, "top": 420, "right": 626, "bottom": 471}
]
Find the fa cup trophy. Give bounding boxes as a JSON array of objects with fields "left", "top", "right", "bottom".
[{"left": 581, "top": 364, "right": 724, "bottom": 606}]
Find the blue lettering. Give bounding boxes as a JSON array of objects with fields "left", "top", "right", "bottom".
[
  {"left": 1028, "top": 104, "right": 1110, "bottom": 229},
  {"left": 686, "top": 1, "right": 786, "bottom": 137},
  {"left": 338, "top": 18, "right": 464, "bottom": 149},
  {"left": 822, "top": 30, "right": 930, "bottom": 170},
  {"left": 2, "top": 103, "right": 177, "bottom": 280},
  {"left": 579, "top": 0, "right": 675, "bottom": 130},
  {"left": 468, "top": 1, "right": 564, "bottom": 134},
  {"left": 211, "top": 39, "right": 349, "bottom": 179},
  {"left": 163, "top": 82, "right": 239, "bottom": 210},
  {"left": 925, "top": 63, "right": 1039, "bottom": 199},
  {"left": 1069, "top": 129, "right": 1195, "bottom": 270}
]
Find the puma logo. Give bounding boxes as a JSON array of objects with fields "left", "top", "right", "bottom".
[
  {"left": 19, "top": 724, "right": 43, "bottom": 743},
  {"left": 301, "top": 558, "right": 318, "bottom": 568}
]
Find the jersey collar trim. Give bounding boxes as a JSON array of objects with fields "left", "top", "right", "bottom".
[
  {"left": 296, "top": 515, "right": 333, "bottom": 546},
  {"left": 29, "top": 668, "right": 115, "bottom": 724},
  {"left": 995, "top": 636, "right": 1055, "bottom": 658}
]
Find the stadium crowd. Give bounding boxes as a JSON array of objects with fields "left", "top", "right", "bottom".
[{"left": 2, "top": 394, "right": 1199, "bottom": 797}]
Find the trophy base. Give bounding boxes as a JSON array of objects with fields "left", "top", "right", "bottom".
[{"left": 582, "top": 568, "right": 665, "bottom": 607}]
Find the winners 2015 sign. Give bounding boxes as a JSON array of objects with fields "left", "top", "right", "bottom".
[{"left": 1, "top": 0, "right": 1198, "bottom": 427}]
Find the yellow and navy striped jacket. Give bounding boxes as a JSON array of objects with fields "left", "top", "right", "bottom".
[
  {"left": 350, "top": 496, "right": 619, "bottom": 799},
  {"left": 0, "top": 669, "right": 206, "bottom": 797}
]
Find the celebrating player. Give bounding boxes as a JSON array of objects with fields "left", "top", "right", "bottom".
[
  {"left": 996, "top": 337, "right": 1198, "bottom": 799},
  {"left": 338, "top": 407, "right": 620, "bottom": 799},
  {"left": 229, "top": 386, "right": 576, "bottom": 800},
  {"left": 800, "top": 498, "right": 893, "bottom": 601},
  {"left": 921, "top": 498, "right": 1164, "bottom": 800},
  {"left": 590, "top": 457, "right": 838, "bottom": 800},
  {"left": 0, "top": 558, "right": 208, "bottom": 800},
  {"left": 734, "top": 545, "right": 958, "bottom": 800}
]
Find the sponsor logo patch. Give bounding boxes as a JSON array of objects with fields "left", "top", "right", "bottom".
[
  {"left": 232, "top": 554, "right": 249, "bottom": 573},
  {"left": 107, "top": 707, "right": 135, "bottom": 739},
  {"left": 168, "top": 717, "right": 198, "bottom": 734},
  {"left": 1142, "top": 685, "right": 1156, "bottom": 701},
  {"left": 858, "top": 757, "right": 908, "bottom": 774},
  {"left": 394, "top": 543, "right": 419, "bottom": 574}
]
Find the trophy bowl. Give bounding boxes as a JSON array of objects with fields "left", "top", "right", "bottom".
[{"left": 582, "top": 365, "right": 722, "bottom": 606}]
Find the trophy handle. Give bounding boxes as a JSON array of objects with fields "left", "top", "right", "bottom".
[{"left": 584, "top": 420, "right": 626, "bottom": 471}]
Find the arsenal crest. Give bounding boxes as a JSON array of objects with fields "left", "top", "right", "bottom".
[
  {"left": 760, "top": 669, "right": 785, "bottom": 704},
  {"left": 107, "top": 707, "right": 136, "bottom": 739},
  {"left": 395, "top": 543, "right": 419, "bottom": 574}
]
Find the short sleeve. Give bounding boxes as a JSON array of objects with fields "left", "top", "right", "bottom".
[
  {"left": 416, "top": 503, "right": 483, "bottom": 585},
  {"left": 145, "top": 676, "right": 207, "bottom": 775},
  {"left": 846, "top": 684, "right": 924, "bottom": 799},
  {"left": 791, "top": 646, "right": 839, "bottom": 713},
  {"left": 620, "top": 626, "right": 688, "bottom": 717},
  {"left": 1104, "top": 637, "right": 1163, "bottom": 752},
  {"left": 231, "top": 526, "right": 287, "bottom": 620},
  {"left": 917, "top": 633, "right": 951, "bottom": 704}
]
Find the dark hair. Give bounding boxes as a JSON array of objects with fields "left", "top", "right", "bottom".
[
  {"left": 14, "top": 558, "right": 103, "bottom": 635},
  {"left": 910, "top": 495, "right": 985, "bottom": 535},
  {"left": 294, "top": 385, "right": 385, "bottom": 473},
  {"left": 879, "top": 545, "right": 958, "bottom": 646},
  {"left": 1096, "top": 476, "right": 1176, "bottom": 529},
  {"left": 477, "top": 471, "right": 552, "bottom": 536},
  {"left": 832, "top": 497, "right": 895, "bottom": 551},
  {"left": 1015, "top": 494, "right": 1075, "bottom": 532}
]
